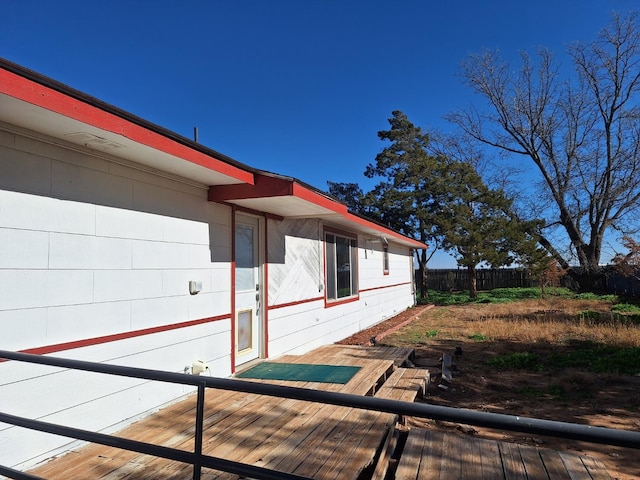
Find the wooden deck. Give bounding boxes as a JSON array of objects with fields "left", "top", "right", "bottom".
[
  {"left": 396, "top": 428, "right": 612, "bottom": 480},
  {"left": 28, "top": 345, "right": 610, "bottom": 480}
]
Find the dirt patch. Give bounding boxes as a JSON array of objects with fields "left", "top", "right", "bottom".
[
  {"left": 336, "top": 304, "right": 434, "bottom": 346},
  {"left": 337, "top": 303, "right": 640, "bottom": 480}
]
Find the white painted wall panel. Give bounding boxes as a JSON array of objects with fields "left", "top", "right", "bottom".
[
  {"left": 0, "top": 228, "right": 49, "bottom": 268},
  {"left": 0, "top": 319, "right": 232, "bottom": 469},
  {"left": 0, "top": 143, "right": 52, "bottom": 196},
  {"left": 0, "top": 189, "right": 96, "bottom": 235},
  {"left": 93, "top": 269, "right": 163, "bottom": 303},
  {"left": 267, "top": 218, "right": 322, "bottom": 306},
  {"left": 0, "top": 308, "right": 48, "bottom": 351},
  {"left": 132, "top": 239, "right": 189, "bottom": 269},
  {"left": 187, "top": 291, "right": 228, "bottom": 321},
  {"left": 161, "top": 268, "right": 222, "bottom": 297},
  {"left": 95, "top": 205, "right": 165, "bottom": 241},
  {"left": 267, "top": 282, "right": 414, "bottom": 359},
  {"left": 51, "top": 160, "right": 134, "bottom": 209},
  {"left": 46, "top": 301, "right": 132, "bottom": 345},
  {"left": 0, "top": 270, "right": 94, "bottom": 310},
  {"left": 3, "top": 369, "right": 146, "bottom": 420},
  {"left": 49, "top": 232, "right": 132, "bottom": 270},
  {"left": 14, "top": 134, "right": 111, "bottom": 175},
  {"left": 129, "top": 296, "right": 188, "bottom": 331},
  {"left": 163, "top": 216, "right": 211, "bottom": 245},
  {"left": 188, "top": 243, "right": 215, "bottom": 268},
  {"left": 133, "top": 180, "right": 201, "bottom": 220}
]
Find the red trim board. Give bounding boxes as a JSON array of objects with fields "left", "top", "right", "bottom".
[
  {"left": 0, "top": 68, "right": 254, "bottom": 185},
  {"left": 7, "top": 314, "right": 230, "bottom": 359}
]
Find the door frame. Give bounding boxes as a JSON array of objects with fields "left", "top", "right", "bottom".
[{"left": 232, "top": 211, "right": 265, "bottom": 370}]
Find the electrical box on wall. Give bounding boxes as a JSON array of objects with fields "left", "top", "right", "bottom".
[{"left": 189, "top": 280, "right": 202, "bottom": 295}]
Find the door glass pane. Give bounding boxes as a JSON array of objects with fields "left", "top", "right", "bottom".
[
  {"left": 237, "top": 310, "right": 252, "bottom": 351},
  {"left": 235, "top": 224, "right": 255, "bottom": 291}
]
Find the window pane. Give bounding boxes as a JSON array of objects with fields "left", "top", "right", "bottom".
[
  {"left": 336, "top": 236, "right": 351, "bottom": 298},
  {"left": 326, "top": 234, "right": 336, "bottom": 299},
  {"left": 383, "top": 245, "right": 389, "bottom": 273},
  {"left": 350, "top": 238, "right": 358, "bottom": 294},
  {"left": 325, "top": 231, "right": 359, "bottom": 301}
]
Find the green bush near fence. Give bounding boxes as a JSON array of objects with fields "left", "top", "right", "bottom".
[{"left": 421, "top": 288, "right": 615, "bottom": 306}]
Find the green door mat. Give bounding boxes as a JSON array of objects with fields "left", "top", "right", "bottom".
[{"left": 236, "top": 362, "right": 361, "bottom": 384}]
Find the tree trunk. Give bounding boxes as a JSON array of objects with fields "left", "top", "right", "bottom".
[
  {"left": 468, "top": 264, "right": 478, "bottom": 299},
  {"left": 416, "top": 248, "right": 428, "bottom": 300},
  {"left": 568, "top": 267, "right": 607, "bottom": 293}
]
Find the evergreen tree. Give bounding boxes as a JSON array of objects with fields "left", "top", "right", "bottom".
[{"left": 330, "top": 111, "right": 542, "bottom": 298}]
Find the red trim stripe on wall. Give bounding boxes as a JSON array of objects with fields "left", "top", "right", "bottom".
[
  {"left": 266, "top": 282, "right": 412, "bottom": 311},
  {"left": 359, "top": 281, "right": 413, "bottom": 293},
  {"left": 2, "top": 281, "right": 415, "bottom": 362},
  {"left": 9, "top": 314, "right": 231, "bottom": 359}
]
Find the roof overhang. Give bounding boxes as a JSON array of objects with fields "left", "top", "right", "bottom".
[
  {"left": 209, "top": 173, "right": 427, "bottom": 249},
  {"left": 0, "top": 58, "right": 427, "bottom": 250},
  {"left": 0, "top": 63, "right": 254, "bottom": 186}
]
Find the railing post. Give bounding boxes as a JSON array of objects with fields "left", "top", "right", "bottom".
[{"left": 193, "top": 382, "right": 206, "bottom": 479}]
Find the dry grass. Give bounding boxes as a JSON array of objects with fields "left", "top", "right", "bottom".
[
  {"left": 379, "top": 296, "right": 640, "bottom": 480},
  {"left": 390, "top": 298, "right": 640, "bottom": 348}
]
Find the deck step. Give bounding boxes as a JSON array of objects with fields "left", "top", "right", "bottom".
[{"left": 375, "top": 367, "right": 430, "bottom": 403}]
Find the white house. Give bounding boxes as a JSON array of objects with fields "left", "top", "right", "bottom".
[{"left": 0, "top": 58, "right": 426, "bottom": 471}]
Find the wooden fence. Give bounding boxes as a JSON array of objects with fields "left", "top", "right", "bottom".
[
  {"left": 425, "top": 268, "right": 537, "bottom": 292},
  {"left": 423, "top": 267, "right": 640, "bottom": 297}
]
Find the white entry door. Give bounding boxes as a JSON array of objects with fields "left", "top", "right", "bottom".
[{"left": 234, "top": 214, "right": 262, "bottom": 366}]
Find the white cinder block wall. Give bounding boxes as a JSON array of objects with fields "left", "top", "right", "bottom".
[{"left": 0, "top": 128, "right": 234, "bottom": 470}]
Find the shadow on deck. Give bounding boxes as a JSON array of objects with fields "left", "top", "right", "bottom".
[{"left": 25, "top": 345, "right": 611, "bottom": 480}]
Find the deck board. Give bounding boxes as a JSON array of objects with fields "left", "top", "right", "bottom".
[{"left": 396, "top": 427, "right": 611, "bottom": 480}]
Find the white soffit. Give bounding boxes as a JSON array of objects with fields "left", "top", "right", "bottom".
[{"left": 0, "top": 93, "right": 248, "bottom": 186}]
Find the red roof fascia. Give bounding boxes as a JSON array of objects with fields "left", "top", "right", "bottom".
[
  {"left": 342, "top": 211, "right": 427, "bottom": 249},
  {"left": 0, "top": 68, "right": 255, "bottom": 185}
]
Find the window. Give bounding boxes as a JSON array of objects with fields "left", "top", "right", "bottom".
[
  {"left": 325, "top": 230, "right": 358, "bottom": 301},
  {"left": 382, "top": 244, "right": 389, "bottom": 275}
]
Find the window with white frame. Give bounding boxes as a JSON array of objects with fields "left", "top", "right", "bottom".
[{"left": 325, "top": 230, "right": 358, "bottom": 301}]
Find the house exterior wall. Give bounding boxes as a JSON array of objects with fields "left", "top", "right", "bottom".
[
  {"left": 0, "top": 127, "right": 234, "bottom": 470},
  {"left": 266, "top": 218, "right": 416, "bottom": 357},
  {"left": 0, "top": 112, "right": 418, "bottom": 471}
]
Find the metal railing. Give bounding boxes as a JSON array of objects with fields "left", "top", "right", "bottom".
[{"left": 1, "top": 349, "right": 640, "bottom": 480}]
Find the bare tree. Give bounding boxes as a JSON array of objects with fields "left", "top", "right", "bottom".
[{"left": 449, "top": 12, "right": 640, "bottom": 291}]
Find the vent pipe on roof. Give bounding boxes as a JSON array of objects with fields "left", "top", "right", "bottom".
[{"left": 194, "top": 127, "right": 199, "bottom": 143}]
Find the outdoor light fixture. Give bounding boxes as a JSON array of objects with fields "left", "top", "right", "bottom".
[{"left": 188, "top": 280, "right": 202, "bottom": 295}]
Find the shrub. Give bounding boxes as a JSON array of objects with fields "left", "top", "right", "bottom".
[
  {"left": 468, "top": 333, "right": 488, "bottom": 341},
  {"left": 612, "top": 303, "right": 640, "bottom": 314},
  {"left": 487, "top": 352, "right": 545, "bottom": 372}
]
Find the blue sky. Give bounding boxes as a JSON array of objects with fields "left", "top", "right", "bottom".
[{"left": 2, "top": 0, "right": 636, "bottom": 267}]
